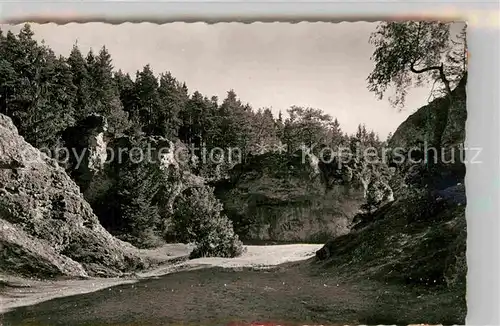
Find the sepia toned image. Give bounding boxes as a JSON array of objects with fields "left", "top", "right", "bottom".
[{"left": 0, "top": 21, "right": 467, "bottom": 325}]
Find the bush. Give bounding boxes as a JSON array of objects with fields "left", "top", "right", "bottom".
[{"left": 172, "top": 186, "right": 244, "bottom": 258}]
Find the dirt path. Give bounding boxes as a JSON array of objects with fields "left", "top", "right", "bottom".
[{"left": 0, "top": 244, "right": 464, "bottom": 325}]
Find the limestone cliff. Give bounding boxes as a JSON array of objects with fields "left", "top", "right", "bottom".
[
  {"left": 0, "top": 114, "right": 148, "bottom": 278},
  {"left": 214, "top": 151, "right": 375, "bottom": 242},
  {"left": 388, "top": 75, "right": 467, "bottom": 191},
  {"left": 70, "top": 130, "right": 205, "bottom": 246}
]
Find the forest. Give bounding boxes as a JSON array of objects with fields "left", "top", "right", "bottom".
[{"left": 0, "top": 24, "right": 390, "bottom": 253}]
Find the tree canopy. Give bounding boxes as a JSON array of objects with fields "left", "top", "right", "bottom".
[
  {"left": 0, "top": 23, "right": 386, "bottom": 160},
  {"left": 367, "top": 21, "right": 467, "bottom": 108}
]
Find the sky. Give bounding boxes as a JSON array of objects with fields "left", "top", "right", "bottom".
[{"left": 2, "top": 22, "right": 439, "bottom": 139}]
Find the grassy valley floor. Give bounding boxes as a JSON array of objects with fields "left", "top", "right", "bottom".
[{"left": 1, "top": 245, "right": 464, "bottom": 326}]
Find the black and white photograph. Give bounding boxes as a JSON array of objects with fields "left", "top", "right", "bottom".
[{"left": 1, "top": 20, "right": 467, "bottom": 325}]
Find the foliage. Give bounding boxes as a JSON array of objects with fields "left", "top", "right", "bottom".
[
  {"left": 113, "top": 138, "right": 165, "bottom": 248},
  {"left": 0, "top": 23, "right": 385, "bottom": 175},
  {"left": 367, "top": 21, "right": 467, "bottom": 169},
  {"left": 172, "top": 186, "right": 244, "bottom": 258},
  {"left": 367, "top": 21, "right": 466, "bottom": 108},
  {"left": 0, "top": 25, "right": 76, "bottom": 149},
  {"left": 284, "top": 106, "right": 334, "bottom": 152}
]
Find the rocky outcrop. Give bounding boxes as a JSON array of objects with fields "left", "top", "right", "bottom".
[
  {"left": 315, "top": 75, "right": 468, "bottom": 294},
  {"left": 62, "top": 114, "right": 109, "bottom": 196},
  {"left": 80, "top": 133, "right": 205, "bottom": 245},
  {"left": 0, "top": 114, "right": 148, "bottom": 278},
  {"left": 317, "top": 147, "right": 394, "bottom": 210},
  {"left": 387, "top": 75, "right": 467, "bottom": 191},
  {"left": 0, "top": 219, "right": 88, "bottom": 278},
  {"left": 214, "top": 151, "right": 370, "bottom": 242},
  {"left": 389, "top": 75, "right": 467, "bottom": 150},
  {"left": 155, "top": 138, "right": 205, "bottom": 214}
]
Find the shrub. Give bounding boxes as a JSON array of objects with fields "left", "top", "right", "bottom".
[{"left": 172, "top": 186, "right": 244, "bottom": 258}]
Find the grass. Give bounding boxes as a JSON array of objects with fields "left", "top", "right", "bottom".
[{"left": 2, "top": 262, "right": 465, "bottom": 326}]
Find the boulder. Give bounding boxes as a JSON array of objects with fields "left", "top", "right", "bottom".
[{"left": 0, "top": 219, "right": 87, "bottom": 278}]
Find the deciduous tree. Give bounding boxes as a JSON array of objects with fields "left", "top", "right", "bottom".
[{"left": 367, "top": 21, "right": 467, "bottom": 161}]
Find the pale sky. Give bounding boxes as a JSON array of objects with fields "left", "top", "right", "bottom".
[{"left": 3, "top": 22, "right": 439, "bottom": 139}]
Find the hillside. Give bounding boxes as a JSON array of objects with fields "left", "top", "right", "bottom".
[{"left": 313, "top": 75, "right": 468, "bottom": 323}]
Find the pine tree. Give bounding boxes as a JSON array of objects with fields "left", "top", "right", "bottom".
[
  {"left": 39, "top": 54, "right": 77, "bottom": 146},
  {"left": 84, "top": 46, "right": 130, "bottom": 134},
  {"left": 116, "top": 159, "right": 163, "bottom": 248},
  {"left": 0, "top": 24, "right": 75, "bottom": 148},
  {"left": 157, "top": 71, "right": 185, "bottom": 138},
  {"left": 180, "top": 90, "right": 206, "bottom": 148},
  {"left": 114, "top": 137, "right": 164, "bottom": 248},
  {"left": 0, "top": 30, "right": 19, "bottom": 117},
  {"left": 203, "top": 95, "right": 220, "bottom": 150},
  {"left": 250, "top": 107, "right": 277, "bottom": 153},
  {"left": 131, "top": 65, "right": 161, "bottom": 135},
  {"left": 216, "top": 90, "right": 254, "bottom": 160},
  {"left": 68, "top": 43, "right": 92, "bottom": 119},
  {"left": 329, "top": 117, "right": 343, "bottom": 147}
]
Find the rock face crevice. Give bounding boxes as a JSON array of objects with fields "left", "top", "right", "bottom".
[{"left": 0, "top": 114, "right": 147, "bottom": 278}]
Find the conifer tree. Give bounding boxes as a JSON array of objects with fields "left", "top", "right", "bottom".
[
  {"left": 133, "top": 64, "right": 160, "bottom": 135},
  {"left": 0, "top": 24, "right": 75, "bottom": 148},
  {"left": 68, "top": 43, "right": 92, "bottom": 119},
  {"left": 157, "top": 72, "right": 185, "bottom": 138}
]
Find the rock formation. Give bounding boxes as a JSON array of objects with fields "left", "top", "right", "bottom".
[
  {"left": 387, "top": 75, "right": 467, "bottom": 191},
  {"left": 214, "top": 150, "right": 371, "bottom": 242},
  {"left": 62, "top": 114, "right": 109, "bottom": 196},
  {"left": 0, "top": 114, "right": 147, "bottom": 278}
]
